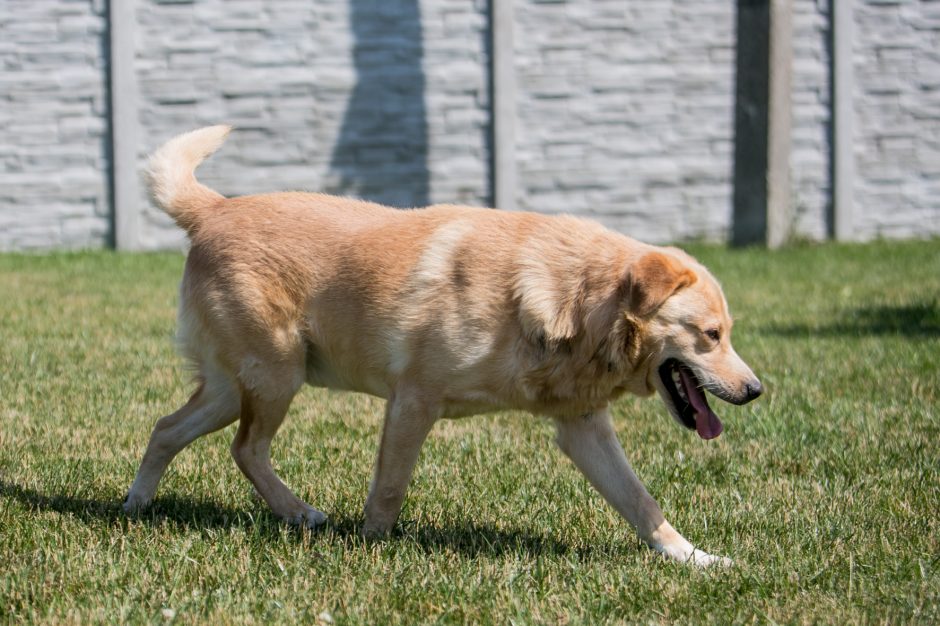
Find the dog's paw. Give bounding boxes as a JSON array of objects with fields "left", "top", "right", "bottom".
[
  {"left": 656, "top": 543, "right": 734, "bottom": 568},
  {"left": 284, "top": 504, "right": 328, "bottom": 530},
  {"left": 360, "top": 521, "right": 393, "bottom": 539},
  {"left": 688, "top": 549, "right": 733, "bottom": 568},
  {"left": 122, "top": 492, "right": 151, "bottom": 515}
]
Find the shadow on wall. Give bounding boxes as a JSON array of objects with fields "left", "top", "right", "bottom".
[{"left": 328, "top": 0, "right": 430, "bottom": 208}]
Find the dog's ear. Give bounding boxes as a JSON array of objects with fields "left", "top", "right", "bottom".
[{"left": 623, "top": 252, "right": 697, "bottom": 317}]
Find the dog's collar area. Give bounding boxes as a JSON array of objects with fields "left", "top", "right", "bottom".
[{"left": 658, "top": 359, "right": 723, "bottom": 440}]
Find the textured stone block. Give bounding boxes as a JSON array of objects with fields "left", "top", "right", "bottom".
[{"left": 3, "top": 0, "right": 940, "bottom": 250}]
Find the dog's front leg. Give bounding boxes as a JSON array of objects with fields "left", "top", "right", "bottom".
[
  {"left": 554, "top": 409, "right": 731, "bottom": 567},
  {"left": 362, "top": 388, "right": 437, "bottom": 537}
]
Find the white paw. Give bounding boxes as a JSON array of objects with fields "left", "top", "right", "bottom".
[
  {"left": 655, "top": 542, "right": 734, "bottom": 568},
  {"left": 360, "top": 522, "right": 392, "bottom": 539},
  {"left": 122, "top": 492, "right": 151, "bottom": 515},
  {"left": 286, "top": 504, "right": 328, "bottom": 529},
  {"left": 688, "top": 548, "right": 733, "bottom": 568}
]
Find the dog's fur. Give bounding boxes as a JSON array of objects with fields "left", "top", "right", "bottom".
[{"left": 124, "top": 126, "right": 762, "bottom": 566}]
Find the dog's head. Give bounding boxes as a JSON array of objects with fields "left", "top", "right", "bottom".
[{"left": 623, "top": 249, "right": 762, "bottom": 439}]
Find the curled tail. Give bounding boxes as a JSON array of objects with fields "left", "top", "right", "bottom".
[{"left": 146, "top": 125, "right": 232, "bottom": 234}]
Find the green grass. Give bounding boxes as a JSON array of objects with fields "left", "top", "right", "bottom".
[{"left": 0, "top": 240, "right": 938, "bottom": 624}]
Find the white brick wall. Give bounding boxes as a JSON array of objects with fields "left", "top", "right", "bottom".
[
  {"left": 133, "top": 0, "right": 490, "bottom": 248},
  {"left": 513, "top": 0, "right": 737, "bottom": 242},
  {"left": 0, "top": 0, "right": 110, "bottom": 251},
  {"left": 790, "top": 0, "right": 832, "bottom": 240},
  {"left": 1, "top": 0, "right": 938, "bottom": 250},
  {"left": 853, "top": 0, "right": 940, "bottom": 239}
]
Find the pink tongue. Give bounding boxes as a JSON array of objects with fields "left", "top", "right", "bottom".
[{"left": 678, "top": 368, "right": 723, "bottom": 440}]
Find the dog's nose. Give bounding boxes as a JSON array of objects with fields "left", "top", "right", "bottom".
[{"left": 743, "top": 379, "right": 763, "bottom": 403}]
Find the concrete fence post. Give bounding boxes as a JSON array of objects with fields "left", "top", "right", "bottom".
[
  {"left": 491, "top": 0, "right": 516, "bottom": 211},
  {"left": 108, "top": 0, "right": 141, "bottom": 250},
  {"left": 833, "top": 0, "right": 855, "bottom": 241},
  {"left": 732, "top": 0, "right": 794, "bottom": 248},
  {"left": 766, "top": 0, "right": 793, "bottom": 249}
]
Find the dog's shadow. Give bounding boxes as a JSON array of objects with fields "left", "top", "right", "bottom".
[
  {"left": 0, "top": 479, "right": 245, "bottom": 530},
  {"left": 0, "top": 479, "right": 591, "bottom": 560}
]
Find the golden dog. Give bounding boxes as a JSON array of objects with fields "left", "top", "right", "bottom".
[{"left": 124, "top": 126, "right": 762, "bottom": 566}]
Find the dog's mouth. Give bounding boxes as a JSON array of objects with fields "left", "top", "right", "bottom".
[{"left": 658, "top": 359, "right": 723, "bottom": 440}]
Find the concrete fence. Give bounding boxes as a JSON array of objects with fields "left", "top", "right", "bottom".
[{"left": 1, "top": 0, "right": 938, "bottom": 251}]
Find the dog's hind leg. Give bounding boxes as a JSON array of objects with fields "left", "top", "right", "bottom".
[
  {"left": 124, "top": 366, "right": 240, "bottom": 513},
  {"left": 554, "top": 409, "right": 731, "bottom": 567},
  {"left": 362, "top": 388, "right": 437, "bottom": 537},
  {"left": 229, "top": 357, "right": 327, "bottom": 529}
]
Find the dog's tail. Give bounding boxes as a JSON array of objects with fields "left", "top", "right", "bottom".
[{"left": 146, "top": 125, "right": 232, "bottom": 234}]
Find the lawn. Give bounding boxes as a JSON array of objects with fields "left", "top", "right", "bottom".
[{"left": 0, "top": 240, "right": 937, "bottom": 624}]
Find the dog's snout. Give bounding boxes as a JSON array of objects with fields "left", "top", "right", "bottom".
[{"left": 743, "top": 379, "right": 763, "bottom": 403}]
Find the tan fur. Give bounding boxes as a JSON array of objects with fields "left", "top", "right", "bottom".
[{"left": 125, "top": 127, "right": 761, "bottom": 567}]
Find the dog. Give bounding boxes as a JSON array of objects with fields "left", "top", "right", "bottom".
[{"left": 124, "top": 126, "right": 762, "bottom": 567}]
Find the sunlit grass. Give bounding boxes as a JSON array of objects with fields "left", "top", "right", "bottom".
[{"left": 1, "top": 241, "right": 938, "bottom": 623}]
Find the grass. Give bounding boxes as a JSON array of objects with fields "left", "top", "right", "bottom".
[{"left": 0, "top": 240, "right": 938, "bottom": 624}]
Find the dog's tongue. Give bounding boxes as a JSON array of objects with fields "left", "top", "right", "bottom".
[{"left": 678, "top": 368, "right": 723, "bottom": 440}]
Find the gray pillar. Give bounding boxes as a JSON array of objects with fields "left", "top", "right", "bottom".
[
  {"left": 491, "top": 0, "right": 516, "bottom": 211},
  {"left": 732, "top": 0, "right": 793, "bottom": 248},
  {"left": 832, "top": 0, "right": 855, "bottom": 241},
  {"left": 766, "top": 0, "right": 793, "bottom": 249},
  {"left": 108, "top": 0, "right": 141, "bottom": 250}
]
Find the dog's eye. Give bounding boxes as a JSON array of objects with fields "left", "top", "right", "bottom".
[{"left": 705, "top": 328, "right": 721, "bottom": 342}]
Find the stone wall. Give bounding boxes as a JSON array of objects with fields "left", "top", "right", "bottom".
[
  {"left": 853, "top": 0, "right": 940, "bottom": 238},
  {"left": 1, "top": 0, "right": 938, "bottom": 250},
  {"left": 512, "top": 0, "right": 737, "bottom": 242},
  {"left": 790, "top": 0, "right": 832, "bottom": 240},
  {"left": 133, "top": 0, "right": 490, "bottom": 249},
  {"left": 0, "top": 0, "right": 111, "bottom": 250},
  {"left": 510, "top": 0, "right": 868, "bottom": 244}
]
